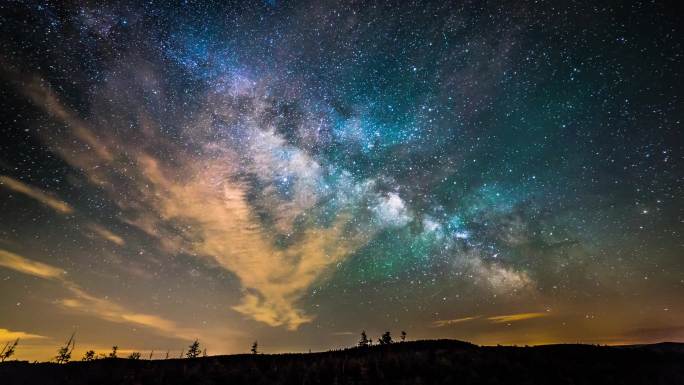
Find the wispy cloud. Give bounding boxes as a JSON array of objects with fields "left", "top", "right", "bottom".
[
  {"left": 132, "top": 153, "right": 364, "bottom": 330},
  {"left": 57, "top": 284, "right": 209, "bottom": 342},
  {"left": 487, "top": 312, "right": 550, "bottom": 323},
  {"left": 0, "top": 176, "right": 73, "bottom": 214},
  {"left": 433, "top": 312, "right": 550, "bottom": 327},
  {"left": 432, "top": 316, "right": 480, "bottom": 328},
  {"left": 0, "top": 249, "right": 219, "bottom": 342},
  {"left": 0, "top": 328, "right": 47, "bottom": 341},
  {"left": 0, "top": 249, "right": 65, "bottom": 280},
  {"left": 17, "top": 76, "right": 380, "bottom": 330},
  {"left": 330, "top": 331, "right": 355, "bottom": 336},
  {"left": 87, "top": 223, "right": 125, "bottom": 246}
]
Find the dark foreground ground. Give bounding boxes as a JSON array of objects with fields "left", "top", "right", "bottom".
[{"left": 2, "top": 340, "right": 683, "bottom": 385}]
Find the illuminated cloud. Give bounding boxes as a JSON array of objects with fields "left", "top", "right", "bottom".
[
  {"left": 133, "top": 153, "right": 364, "bottom": 329},
  {"left": 57, "top": 284, "right": 211, "bottom": 342},
  {"left": 432, "top": 316, "right": 480, "bottom": 328},
  {"left": 331, "top": 331, "right": 355, "bottom": 336},
  {"left": 21, "top": 78, "right": 113, "bottom": 163},
  {"left": 487, "top": 312, "right": 550, "bottom": 323},
  {"left": 87, "top": 223, "right": 125, "bottom": 246},
  {"left": 0, "top": 249, "right": 65, "bottom": 280},
  {"left": 18, "top": 78, "right": 378, "bottom": 330},
  {"left": 0, "top": 328, "right": 47, "bottom": 340},
  {"left": 0, "top": 249, "right": 218, "bottom": 342},
  {"left": 0, "top": 176, "right": 73, "bottom": 214}
]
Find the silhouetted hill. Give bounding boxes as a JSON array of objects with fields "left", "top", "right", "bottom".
[
  {"left": 616, "top": 341, "right": 684, "bottom": 353},
  {"left": 2, "top": 340, "right": 683, "bottom": 385}
]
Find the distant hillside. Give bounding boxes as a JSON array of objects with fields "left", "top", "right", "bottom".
[{"left": 1, "top": 340, "right": 683, "bottom": 385}]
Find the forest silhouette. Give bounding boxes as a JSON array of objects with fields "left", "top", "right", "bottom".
[{"left": 1, "top": 332, "right": 683, "bottom": 385}]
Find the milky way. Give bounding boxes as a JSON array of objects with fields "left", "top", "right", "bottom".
[{"left": 0, "top": 1, "right": 682, "bottom": 360}]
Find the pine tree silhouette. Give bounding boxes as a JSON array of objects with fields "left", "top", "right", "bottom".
[
  {"left": 378, "top": 331, "right": 393, "bottom": 345},
  {"left": 108, "top": 346, "right": 118, "bottom": 359},
  {"left": 358, "top": 330, "right": 370, "bottom": 347},
  {"left": 401, "top": 331, "right": 407, "bottom": 342},
  {"left": 186, "top": 339, "right": 201, "bottom": 358},
  {"left": 251, "top": 341, "right": 258, "bottom": 354}
]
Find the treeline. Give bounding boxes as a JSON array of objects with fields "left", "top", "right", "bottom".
[
  {"left": 0, "top": 335, "right": 209, "bottom": 363},
  {"left": 358, "top": 330, "right": 407, "bottom": 347},
  {"left": 0, "top": 330, "right": 408, "bottom": 363},
  {"left": 2, "top": 340, "right": 682, "bottom": 385}
]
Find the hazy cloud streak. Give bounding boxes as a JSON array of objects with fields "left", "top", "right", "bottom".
[{"left": 0, "top": 176, "right": 73, "bottom": 214}]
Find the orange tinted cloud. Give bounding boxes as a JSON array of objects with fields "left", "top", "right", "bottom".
[
  {"left": 0, "top": 176, "right": 73, "bottom": 214},
  {"left": 487, "top": 312, "right": 550, "bottom": 323},
  {"left": 87, "top": 223, "right": 125, "bottom": 246},
  {"left": 432, "top": 316, "right": 481, "bottom": 328},
  {"left": 20, "top": 79, "right": 373, "bottom": 330},
  {"left": 0, "top": 249, "right": 225, "bottom": 343},
  {"left": 0, "top": 249, "right": 65, "bottom": 280},
  {"left": 0, "top": 328, "right": 47, "bottom": 340}
]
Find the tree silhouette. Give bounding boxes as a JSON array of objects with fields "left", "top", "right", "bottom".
[
  {"left": 378, "top": 331, "right": 393, "bottom": 345},
  {"left": 108, "top": 346, "right": 118, "bottom": 359},
  {"left": 82, "top": 350, "right": 95, "bottom": 361},
  {"left": 186, "top": 339, "right": 201, "bottom": 358},
  {"left": 401, "top": 331, "right": 407, "bottom": 342},
  {"left": 358, "top": 330, "right": 370, "bottom": 347},
  {"left": 251, "top": 341, "right": 258, "bottom": 354},
  {"left": 55, "top": 333, "right": 75, "bottom": 363},
  {"left": 128, "top": 352, "right": 141, "bottom": 360},
  {"left": 0, "top": 338, "right": 19, "bottom": 362}
]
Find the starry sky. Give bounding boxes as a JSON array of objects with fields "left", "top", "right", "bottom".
[{"left": 0, "top": 1, "right": 682, "bottom": 361}]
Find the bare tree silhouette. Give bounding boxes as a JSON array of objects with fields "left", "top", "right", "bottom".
[
  {"left": 128, "top": 352, "right": 141, "bottom": 360},
  {"left": 55, "top": 333, "right": 75, "bottom": 363},
  {"left": 0, "top": 338, "right": 19, "bottom": 362}
]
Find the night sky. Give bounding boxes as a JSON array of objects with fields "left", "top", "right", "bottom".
[{"left": 0, "top": 1, "right": 682, "bottom": 361}]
